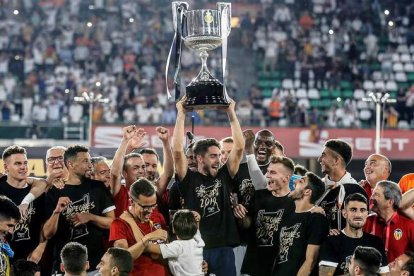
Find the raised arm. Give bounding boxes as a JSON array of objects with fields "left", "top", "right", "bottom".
[
  {"left": 401, "top": 188, "right": 414, "bottom": 210},
  {"left": 110, "top": 126, "right": 145, "bottom": 196},
  {"left": 171, "top": 98, "right": 188, "bottom": 181},
  {"left": 225, "top": 100, "right": 245, "bottom": 178},
  {"left": 244, "top": 130, "right": 267, "bottom": 190},
  {"left": 155, "top": 126, "right": 174, "bottom": 196}
]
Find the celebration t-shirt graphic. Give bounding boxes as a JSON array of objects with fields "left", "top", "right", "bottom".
[
  {"left": 239, "top": 178, "right": 254, "bottom": 207},
  {"left": 196, "top": 179, "right": 222, "bottom": 217},
  {"left": 256, "top": 209, "right": 284, "bottom": 246},
  {"left": 12, "top": 202, "right": 36, "bottom": 241},
  {"left": 62, "top": 194, "right": 95, "bottom": 240},
  {"left": 278, "top": 223, "right": 302, "bottom": 263}
]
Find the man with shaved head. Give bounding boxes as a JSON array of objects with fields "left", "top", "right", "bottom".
[{"left": 361, "top": 154, "right": 392, "bottom": 199}]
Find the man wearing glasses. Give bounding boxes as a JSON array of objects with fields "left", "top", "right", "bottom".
[{"left": 109, "top": 178, "right": 169, "bottom": 276}]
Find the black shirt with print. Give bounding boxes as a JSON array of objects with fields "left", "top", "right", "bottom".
[
  {"left": 318, "top": 183, "right": 368, "bottom": 230},
  {"left": 178, "top": 166, "right": 240, "bottom": 249},
  {"left": 272, "top": 211, "right": 328, "bottom": 276},
  {"left": 0, "top": 175, "right": 46, "bottom": 261},
  {"left": 45, "top": 178, "right": 114, "bottom": 272},
  {"left": 319, "top": 232, "right": 388, "bottom": 275},
  {"left": 241, "top": 190, "right": 295, "bottom": 276}
]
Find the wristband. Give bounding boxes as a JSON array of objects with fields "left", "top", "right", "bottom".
[{"left": 21, "top": 193, "right": 35, "bottom": 205}]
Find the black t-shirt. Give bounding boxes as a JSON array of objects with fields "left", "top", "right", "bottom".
[
  {"left": 45, "top": 178, "right": 114, "bottom": 271},
  {"left": 178, "top": 166, "right": 240, "bottom": 249},
  {"left": 318, "top": 184, "right": 368, "bottom": 230},
  {"left": 273, "top": 211, "right": 329, "bottom": 276},
  {"left": 319, "top": 232, "right": 388, "bottom": 275},
  {"left": 241, "top": 190, "right": 295, "bottom": 276},
  {"left": 0, "top": 176, "right": 46, "bottom": 261}
]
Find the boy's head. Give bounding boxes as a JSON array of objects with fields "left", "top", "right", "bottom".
[{"left": 172, "top": 209, "right": 198, "bottom": 240}]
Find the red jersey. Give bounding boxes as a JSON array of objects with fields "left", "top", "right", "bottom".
[
  {"left": 113, "top": 185, "right": 129, "bottom": 217},
  {"left": 109, "top": 212, "right": 170, "bottom": 276},
  {"left": 364, "top": 212, "right": 414, "bottom": 262}
]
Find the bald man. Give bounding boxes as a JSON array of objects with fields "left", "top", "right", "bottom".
[{"left": 360, "top": 154, "right": 392, "bottom": 199}]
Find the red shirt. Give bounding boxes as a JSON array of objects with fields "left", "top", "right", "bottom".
[
  {"left": 364, "top": 212, "right": 414, "bottom": 262},
  {"left": 113, "top": 185, "right": 129, "bottom": 217},
  {"left": 109, "top": 212, "right": 170, "bottom": 276}
]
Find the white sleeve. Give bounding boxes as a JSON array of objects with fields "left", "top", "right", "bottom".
[
  {"left": 159, "top": 241, "right": 184, "bottom": 259},
  {"left": 246, "top": 154, "right": 267, "bottom": 190}
]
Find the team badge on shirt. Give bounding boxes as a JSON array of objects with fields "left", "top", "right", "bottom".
[{"left": 394, "top": 229, "right": 403, "bottom": 240}]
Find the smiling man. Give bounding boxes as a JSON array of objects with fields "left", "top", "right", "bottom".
[
  {"left": 364, "top": 181, "right": 414, "bottom": 263},
  {"left": 360, "top": 154, "right": 391, "bottom": 199},
  {"left": 238, "top": 156, "right": 296, "bottom": 276},
  {"left": 109, "top": 178, "right": 169, "bottom": 276},
  {"left": 0, "top": 195, "right": 20, "bottom": 276},
  {"left": 43, "top": 145, "right": 115, "bottom": 275},
  {"left": 0, "top": 145, "right": 48, "bottom": 264},
  {"left": 172, "top": 98, "right": 244, "bottom": 276}
]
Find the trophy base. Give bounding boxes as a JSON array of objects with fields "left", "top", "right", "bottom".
[{"left": 184, "top": 79, "right": 230, "bottom": 110}]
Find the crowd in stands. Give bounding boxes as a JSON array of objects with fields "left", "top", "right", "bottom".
[
  {"left": 1, "top": 98, "right": 414, "bottom": 276},
  {"left": 240, "top": 0, "right": 414, "bottom": 128},
  {"left": 0, "top": 0, "right": 413, "bottom": 130}
]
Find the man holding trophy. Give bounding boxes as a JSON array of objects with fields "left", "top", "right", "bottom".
[{"left": 170, "top": 2, "right": 245, "bottom": 275}]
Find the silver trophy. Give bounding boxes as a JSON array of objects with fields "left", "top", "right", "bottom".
[{"left": 172, "top": 2, "right": 232, "bottom": 110}]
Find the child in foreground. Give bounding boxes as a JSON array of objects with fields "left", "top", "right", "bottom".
[{"left": 147, "top": 209, "right": 205, "bottom": 276}]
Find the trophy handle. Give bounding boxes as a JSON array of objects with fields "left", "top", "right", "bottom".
[
  {"left": 172, "top": 2, "right": 189, "bottom": 33},
  {"left": 217, "top": 2, "right": 231, "bottom": 37}
]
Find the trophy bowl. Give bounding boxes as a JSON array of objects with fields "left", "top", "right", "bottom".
[{"left": 172, "top": 3, "right": 232, "bottom": 110}]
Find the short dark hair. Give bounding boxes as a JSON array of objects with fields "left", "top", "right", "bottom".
[
  {"left": 139, "top": 148, "right": 159, "bottom": 161},
  {"left": 402, "top": 251, "right": 414, "bottom": 274},
  {"left": 130, "top": 178, "right": 156, "bottom": 200},
  {"left": 353, "top": 246, "right": 382, "bottom": 276},
  {"left": 60, "top": 242, "right": 88, "bottom": 275},
  {"left": 11, "top": 259, "right": 39, "bottom": 276},
  {"left": 172, "top": 209, "right": 198, "bottom": 240},
  {"left": 305, "top": 172, "right": 325, "bottom": 204},
  {"left": 123, "top": 153, "right": 143, "bottom": 171},
  {"left": 193, "top": 138, "right": 220, "bottom": 157},
  {"left": 0, "top": 195, "right": 21, "bottom": 222},
  {"left": 269, "top": 156, "right": 295, "bottom": 174},
  {"left": 220, "top": 137, "right": 233, "bottom": 144},
  {"left": 107, "top": 248, "right": 133, "bottom": 276},
  {"left": 274, "top": 140, "right": 284, "bottom": 154},
  {"left": 294, "top": 164, "right": 308, "bottom": 176},
  {"left": 64, "top": 145, "right": 89, "bottom": 167},
  {"left": 344, "top": 193, "right": 369, "bottom": 210},
  {"left": 324, "top": 139, "right": 353, "bottom": 166},
  {"left": 2, "top": 145, "right": 27, "bottom": 161}
]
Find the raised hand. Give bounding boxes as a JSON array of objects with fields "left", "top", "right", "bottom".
[
  {"left": 155, "top": 126, "right": 169, "bottom": 143},
  {"left": 128, "top": 128, "right": 147, "bottom": 150},
  {"left": 54, "top": 197, "right": 71, "bottom": 214},
  {"left": 47, "top": 168, "right": 66, "bottom": 189},
  {"left": 225, "top": 98, "right": 236, "bottom": 113},
  {"left": 176, "top": 97, "right": 186, "bottom": 114},
  {"left": 123, "top": 125, "right": 137, "bottom": 140},
  {"left": 243, "top": 129, "right": 255, "bottom": 153}
]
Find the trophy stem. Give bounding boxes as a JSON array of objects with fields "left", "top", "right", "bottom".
[{"left": 199, "top": 50, "right": 210, "bottom": 81}]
